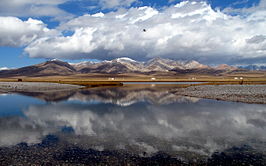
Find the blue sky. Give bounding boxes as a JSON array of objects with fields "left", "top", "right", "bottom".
[{"left": 0, "top": 0, "right": 265, "bottom": 68}]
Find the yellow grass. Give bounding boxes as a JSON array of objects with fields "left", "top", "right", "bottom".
[{"left": 0, "top": 73, "right": 266, "bottom": 87}]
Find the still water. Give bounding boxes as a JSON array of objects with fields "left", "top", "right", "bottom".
[
  {"left": 123, "top": 82, "right": 205, "bottom": 85},
  {"left": 0, "top": 85, "right": 266, "bottom": 165}
]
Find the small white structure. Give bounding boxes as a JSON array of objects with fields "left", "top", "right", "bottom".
[
  {"left": 240, "top": 77, "right": 243, "bottom": 80},
  {"left": 234, "top": 77, "right": 239, "bottom": 80},
  {"left": 108, "top": 78, "right": 115, "bottom": 81},
  {"left": 151, "top": 78, "right": 156, "bottom": 81}
]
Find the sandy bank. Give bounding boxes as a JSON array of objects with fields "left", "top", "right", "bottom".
[
  {"left": 176, "top": 85, "right": 266, "bottom": 104},
  {"left": 0, "top": 82, "right": 83, "bottom": 93}
]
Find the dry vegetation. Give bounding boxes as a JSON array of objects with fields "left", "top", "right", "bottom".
[{"left": 0, "top": 72, "right": 266, "bottom": 86}]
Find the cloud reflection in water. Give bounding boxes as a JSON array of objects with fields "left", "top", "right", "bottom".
[{"left": 0, "top": 86, "right": 265, "bottom": 158}]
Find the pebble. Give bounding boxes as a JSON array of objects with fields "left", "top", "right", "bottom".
[{"left": 177, "top": 85, "right": 266, "bottom": 104}]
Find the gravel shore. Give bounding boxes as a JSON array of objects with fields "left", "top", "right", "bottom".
[
  {"left": 176, "top": 85, "right": 266, "bottom": 104},
  {"left": 0, "top": 82, "right": 83, "bottom": 93}
]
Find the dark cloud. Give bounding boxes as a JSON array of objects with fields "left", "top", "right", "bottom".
[{"left": 246, "top": 35, "right": 266, "bottom": 44}]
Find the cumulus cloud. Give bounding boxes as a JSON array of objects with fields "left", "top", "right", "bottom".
[
  {"left": 0, "top": 0, "right": 70, "bottom": 18},
  {"left": 98, "top": 0, "right": 137, "bottom": 9},
  {"left": 0, "top": 17, "right": 56, "bottom": 47},
  {"left": 223, "top": 0, "right": 266, "bottom": 15},
  {"left": 0, "top": 0, "right": 138, "bottom": 18},
  {"left": 23, "top": 1, "right": 266, "bottom": 64},
  {"left": 246, "top": 35, "right": 266, "bottom": 44}
]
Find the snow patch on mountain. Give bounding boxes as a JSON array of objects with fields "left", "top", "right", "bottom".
[
  {"left": 115, "top": 57, "right": 137, "bottom": 63},
  {"left": 0, "top": 67, "right": 9, "bottom": 71}
]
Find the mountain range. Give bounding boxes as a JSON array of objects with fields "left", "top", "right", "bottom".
[
  {"left": 239, "top": 65, "right": 266, "bottom": 71},
  {"left": 0, "top": 57, "right": 247, "bottom": 77}
]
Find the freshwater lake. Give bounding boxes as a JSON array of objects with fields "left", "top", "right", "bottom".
[
  {"left": 123, "top": 82, "right": 205, "bottom": 85},
  {"left": 0, "top": 85, "right": 265, "bottom": 165}
]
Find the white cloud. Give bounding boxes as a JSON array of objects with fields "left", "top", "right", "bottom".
[
  {"left": 23, "top": 1, "right": 266, "bottom": 64},
  {"left": 0, "top": 0, "right": 70, "bottom": 18},
  {"left": 99, "top": 0, "right": 137, "bottom": 9},
  {"left": 223, "top": 0, "right": 266, "bottom": 15},
  {"left": 0, "top": 17, "right": 56, "bottom": 47}
]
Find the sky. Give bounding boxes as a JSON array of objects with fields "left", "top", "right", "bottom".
[{"left": 0, "top": 0, "right": 265, "bottom": 68}]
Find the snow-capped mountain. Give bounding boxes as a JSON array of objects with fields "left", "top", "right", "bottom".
[
  {"left": 184, "top": 60, "right": 209, "bottom": 69},
  {"left": 144, "top": 58, "right": 209, "bottom": 71},
  {"left": 0, "top": 57, "right": 241, "bottom": 77},
  {"left": 113, "top": 57, "right": 137, "bottom": 63},
  {"left": 71, "top": 61, "right": 97, "bottom": 71},
  {"left": 72, "top": 57, "right": 211, "bottom": 73},
  {"left": 145, "top": 57, "right": 180, "bottom": 71},
  {"left": 111, "top": 57, "right": 145, "bottom": 71}
]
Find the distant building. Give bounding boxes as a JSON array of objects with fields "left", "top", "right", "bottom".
[
  {"left": 234, "top": 77, "right": 239, "bottom": 80},
  {"left": 108, "top": 78, "right": 115, "bottom": 80},
  {"left": 151, "top": 78, "right": 156, "bottom": 80}
]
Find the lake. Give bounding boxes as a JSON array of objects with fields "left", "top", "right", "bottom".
[
  {"left": 123, "top": 82, "right": 205, "bottom": 85},
  {"left": 0, "top": 85, "right": 266, "bottom": 165}
]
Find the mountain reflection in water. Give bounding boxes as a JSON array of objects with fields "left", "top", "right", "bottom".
[
  {"left": 16, "top": 85, "right": 201, "bottom": 104},
  {"left": 0, "top": 85, "right": 266, "bottom": 165}
]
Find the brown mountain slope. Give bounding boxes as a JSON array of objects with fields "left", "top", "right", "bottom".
[
  {"left": 0, "top": 58, "right": 243, "bottom": 77},
  {"left": 0, "top": 60, "right": 76, "bottom": 77}
]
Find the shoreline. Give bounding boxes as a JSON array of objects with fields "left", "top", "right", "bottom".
[
  {"left": 0, "top": 82, "right": 83, "bottom": 93},
  {"left": 176, "top": 85, "right": 266, "bottom": 104},
  {"left": 0, "top": 82, "right": 266, "bottom": 104}
]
